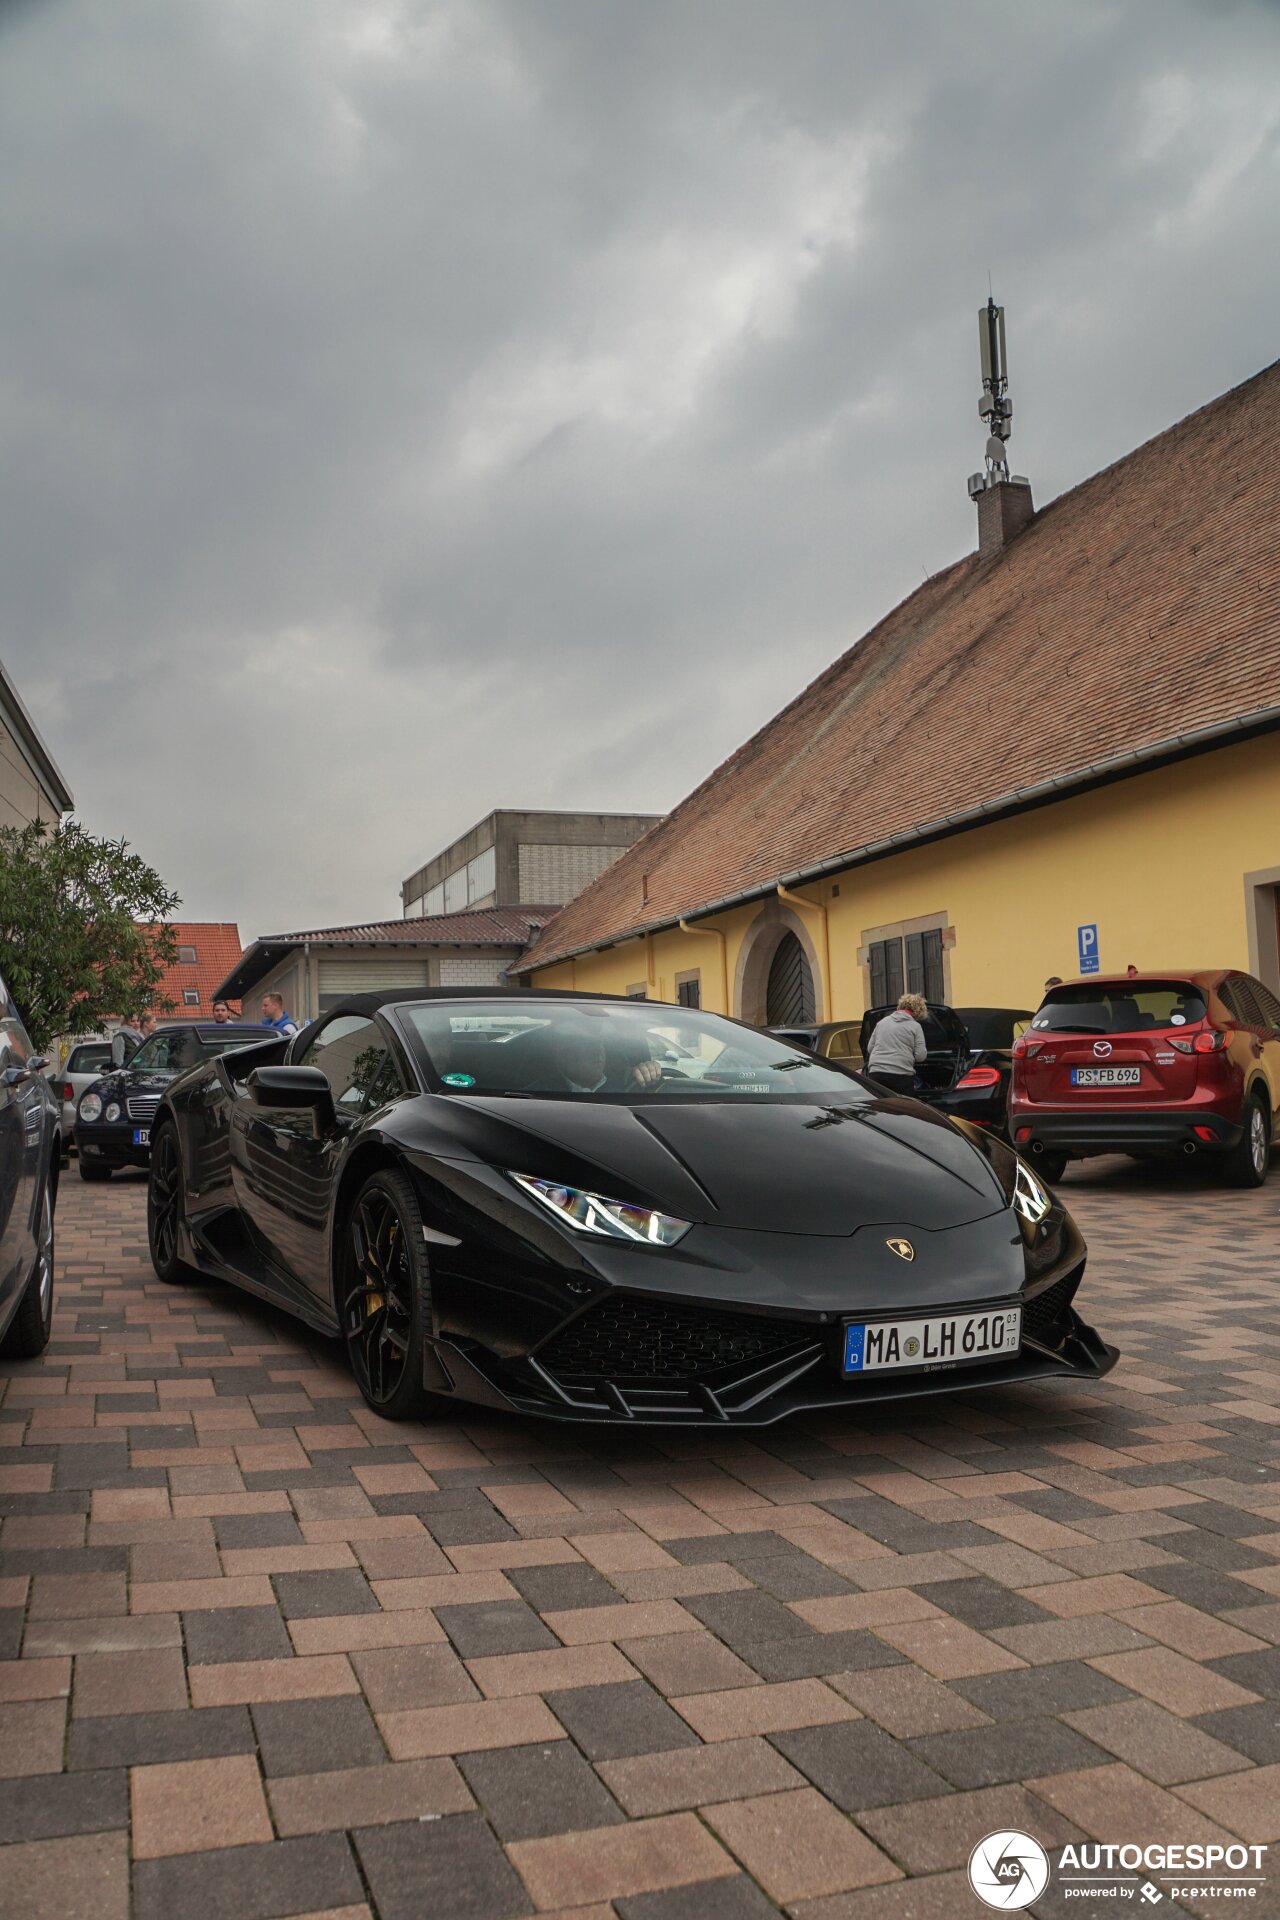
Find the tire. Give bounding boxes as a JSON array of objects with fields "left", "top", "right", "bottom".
[
  {"left": 1224, "top": 1094, "right": 1270, "bottom": 1189},
  {"left": 342, "top": 1167, "right": 446, "bottom": 1422},
  {"left": 147, "top": 1124, "right": 201, "bottom": 1284},
  {"left": 1, "top": 1178, "right": 54, "bottom": 1358},
  {"left": 1032, "top": 1152, "right": 1068, "bottom": 1184},
  {"left": 78, "top": 1161, "right": 112, "bottom": 1182}
]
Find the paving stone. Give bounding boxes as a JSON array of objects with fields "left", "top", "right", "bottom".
[
  {"left": 507, "top": 1810, "right": 734, "bottom": 1909},
  {"left": 68, "top": 1705, "right": 257, "bottom": 1771},
  {"left": 827, "top": 1663, "right": 992, "bottom": 1736},
  {"left": 951, "top": 1659, "right": 1132, "bottom": 1719},
  {"left": 615, "top": 1876, "right": 781, "bottom": 1920},
  {"left": 771, "top": 1718, "right": 952, "bottom": 1809},
  {"left": 1061, "top": 1698, "right": 1254, "bottom": 1784},
  {"left": 905, "top": 1717, "right": 1112, "bottom": 1789},
  {"left": 701, "top": 1786, "right": 899, "bottom": 1903},
  {"left": 436, "top": 1599, "right": 560, "bottom": 1657},
  {"left": 0, "top": 1832, "right": 130, "bottom": 1920},
  {"left": 269, "top": 1757, "right": 474, "bottom": 1834},
  {"left": 598, "top": 1735, "right": 803, "bottom": 1816},
  {"left": 376, "top": 1696, "right": 567, "bottom": 1759},
  {"left": 350, "top": 1642, "right": 479, "bottom": 1710},
  {"left": 1191, "top": 1702, "right": 1280, "bottom": 1764},
  {"left": 923, "top": 1575, "right": 1052, "bottom": 1630},
  {"left": 732, "top": 1629, "right": 905, "bottom": 1682},
  {"left": 182, "top": 1605, "right": 295, "bottom": 1665},
  {"left": 271, "top": 1568, "right": 378, "bottom": 1619},
  {"left": 545, "top": 1680, "right": 702, "bottom": 1760},
  {"left": 0, "top": 1768, "right": 129, "bottom": 1841},
  {"left": 73, "top": 1646, "right": 188, "bottom": 1717},
  {"left": 459, "top": 1740, "right": 625, "bottom": 1839},
  {"left": 618, "top": 1631, "right": 762, "bottom": 1697},
  {"left": 132, "top": 1833, "right": 363, "bottom": 1920},
  {"left": 250, "top": 1695, "right": 386, "bottom": 1776},
  {"left": 508, "top": 1561, "right": 622, "bottom": 1612},
  {"left": 130, "top": 1753, "right": 272, "bottom": 1858},
  {"left": 356, "top": 1813, "right": 533, "bottom": 1919},
  {"left": 855, "top": 1781, "right": 1084, "bottom": 1875}
]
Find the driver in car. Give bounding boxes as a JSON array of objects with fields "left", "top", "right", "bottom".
[{"left": 547, "top": 1019, "right": 663, "bottom": 1094}]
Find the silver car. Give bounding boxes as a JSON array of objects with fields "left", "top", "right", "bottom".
[{"left": 55, "top": 1039, "right": 115, "bottom": 1140}]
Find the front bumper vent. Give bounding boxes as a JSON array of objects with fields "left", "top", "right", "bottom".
[{"left": 537, "top": 1294, "right": 817, "bottom": 1383}]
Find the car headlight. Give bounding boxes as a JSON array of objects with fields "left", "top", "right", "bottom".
[
  {"left": 1012, "top": 1159, "right": 1052, "bottom": 1225},
  {"left": 510, "top": 1173, "right": 692, "bottom": 1247},
  {"left": 105, "top": 1102, "right": 121, "bottom": 1122},
  {"left": 79, "top": 1093, "right": 103, "bottom": 1123}
]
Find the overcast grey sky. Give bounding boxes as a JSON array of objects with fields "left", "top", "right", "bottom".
[{"left": 3, "top": 0, "right": 1278, "bottom": 937}]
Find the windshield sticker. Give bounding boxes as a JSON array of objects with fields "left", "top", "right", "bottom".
[{"left": 442, "top": 1072, "right": 475, "bottom": 1087}]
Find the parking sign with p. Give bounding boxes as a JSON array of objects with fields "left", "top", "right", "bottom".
[{"left": 1077, "top": 924, "right": 1099, "bottom": 975}]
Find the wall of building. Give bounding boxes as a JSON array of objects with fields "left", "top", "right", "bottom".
[
  {"left": 402, "top": 811, "right": 661, "bottom": 916},
  {"left": 250, "top": 944, "right": 526, "bottom": 1022},
  {"left": 529, "top": 734, "right": 1280, "bottom": 1014},
  {"left": 0, "top": 708, "right": 64, "bottom": 831}
]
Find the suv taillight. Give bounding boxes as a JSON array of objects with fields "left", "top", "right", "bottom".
[
  {"left": 1012, "top": 1038, "right": 1042, "bottom": 1058},
  {"left": 1167, "top": 1028, "right": 1227, "bottom": 1055}
]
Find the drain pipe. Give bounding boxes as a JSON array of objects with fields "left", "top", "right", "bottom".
[
  {"left": 678, "top": 919, "right": 730, "bottom": 1015},
  {"left": 776, "top": 884, "right": 832, "bottom": 1021}
]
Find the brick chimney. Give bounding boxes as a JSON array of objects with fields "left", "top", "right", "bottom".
[
  {"left": 970, "top": 474, "right": 1035, "bottom": 557},
  {"left": 968, "top": 296, "right": 1035, "bottom": 556}
]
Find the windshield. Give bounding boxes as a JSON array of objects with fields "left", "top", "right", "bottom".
[
  {"left": 1030, "top": 983, "right": 1207, "bottom": 1035},
  {"left": 954, "top": 1010, "right": 1033, "bottom": 1050},
  {"left": 402, "top": 1000, "right": 875, "bottom": 1102},
  {"left": 127, "top": 1032, "right": 265, "bottom": 1072}
]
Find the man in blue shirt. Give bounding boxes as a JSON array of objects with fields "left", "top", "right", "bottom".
[{"left": 261, "top": 992, "right": 301, "bottom": 1038}]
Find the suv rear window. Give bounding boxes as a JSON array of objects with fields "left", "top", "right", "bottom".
[
  {"left": 1031, "top": 983, "right": 1207, "bottom": 1034},
  {"left": 67, "top": 1044, "right": 113, "bottom": 1073}
]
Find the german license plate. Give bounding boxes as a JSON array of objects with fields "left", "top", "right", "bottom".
[
  {"left": 133, "top": 1127, "right": 150, "bottom": 1147},
  {"left": 1070, "top": 1066, "right": 1141, "bottom": 1087},
  {"left": 843, "top": 1307, "right": 1021, "bottom": 1374}
]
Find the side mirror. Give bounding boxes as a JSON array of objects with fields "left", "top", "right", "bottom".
[
  {"left": 1, "top": 1065, "right": 29, "bottom": 1089},
  {"left": 248, "top": 1066, "right": 334, "bottom": 1121}
]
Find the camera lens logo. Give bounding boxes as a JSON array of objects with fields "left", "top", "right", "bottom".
[{"left": 967, "top": 1830, "right": 1050, "bottom": 1909}]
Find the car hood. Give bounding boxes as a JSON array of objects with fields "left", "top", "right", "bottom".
[
  {"left": 85, "top": 1067, "right": 176, "bottom": 1101},
  {"left": 423, "top": 1094, "right": 1008, "bottom": 1235}
]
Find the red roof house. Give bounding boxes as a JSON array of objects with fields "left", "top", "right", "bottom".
[{"left": 153, "top": 923, "right": 246, "bottom": 1020}]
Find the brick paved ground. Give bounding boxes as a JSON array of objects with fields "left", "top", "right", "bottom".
[{"left": 3, "top": 1159, "right": 1279, "bottom": 1919}]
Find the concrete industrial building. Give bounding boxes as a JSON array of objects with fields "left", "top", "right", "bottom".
[
  {"left": 0, "top": 657, "right": 73, "bottom": 832},
  {"left": 401, "top": 810, "right": 660, "bottom": 919}
]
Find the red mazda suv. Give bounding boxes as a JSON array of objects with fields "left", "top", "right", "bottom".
[{"left": 1008, "top": 971, "right": 1280, "bottom": 1188}]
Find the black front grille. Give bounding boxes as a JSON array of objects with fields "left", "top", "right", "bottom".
[
  {"left": 537, "top": 1295, "right": 817, "bottom": 1382},
  {"left": 1023, "top": 1271, "right": 1080, "bottom": 1344}
]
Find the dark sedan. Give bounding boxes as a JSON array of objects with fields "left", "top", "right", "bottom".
[
  {"left": 75, "top": 1023, "right": 270, "bottom": 1180},
  {"left": 147, "top": 988, "right": 1116, "bottom": 1427},
  {"left": 0, "top": 965, "right": 58, "bottom": 1358}
]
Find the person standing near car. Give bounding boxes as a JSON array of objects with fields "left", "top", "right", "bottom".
[
  {"left": 111, "top": 1009, "right": 156, "bottom": 1066},
  {"left": 865, "top": 993, "right": 928, "bottom": 1096},
  {"left": 261, "top": 992, "right": 300, "bottom": 1038},
  {"left": 211, "top": 1000, "right": 235, "bottom": 1024}
]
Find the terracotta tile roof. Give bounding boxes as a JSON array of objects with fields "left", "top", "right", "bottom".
[
  {"left": 153, "top": 922, "right": 245, "bottom": 1019},
  {"left": 518, "top": 359, "right": 1280, "bottom": 973},
  {"left": 265, "top": 908, "right": 557, "bottom": 946}
]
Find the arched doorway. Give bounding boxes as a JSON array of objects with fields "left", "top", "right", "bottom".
[{"left": 765, "top": 932, "right": 816, "bottom": 1026}]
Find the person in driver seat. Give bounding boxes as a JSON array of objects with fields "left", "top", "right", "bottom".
[{"left": 545, "top": 1018, "right": 663, "bottom": 1094}]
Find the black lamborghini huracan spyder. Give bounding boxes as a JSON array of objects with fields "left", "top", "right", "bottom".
[{"left": 147, "top": 988, "right": 1117, "bottom": 1425}]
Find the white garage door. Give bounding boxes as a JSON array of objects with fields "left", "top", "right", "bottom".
[
  {"left": 317, "top": 958, "right": 431, "bottom": 996},
  {"left": 437, "top": 952, "right": 507, "bottom": 987}
]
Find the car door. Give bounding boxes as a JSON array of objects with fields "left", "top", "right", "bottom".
[
  {"left": 233, "top": 1015, "right": 404, "bottom": 1308},
  {"left": 0, "top": 975, "right": 43, "bottom": 1308}
]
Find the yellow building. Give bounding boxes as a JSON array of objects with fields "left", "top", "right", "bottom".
[{"left": 517, "top": 361, "right": 1280, "bottom": 1018}]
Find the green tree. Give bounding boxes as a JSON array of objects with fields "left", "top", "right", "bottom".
[{"left": 0, "top": 821, "right": 181, "bottom": 1051}]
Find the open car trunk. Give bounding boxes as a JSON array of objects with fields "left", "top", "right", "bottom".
[{"left": 860, "top": 1003, "right": 971, "bottom": 1091}]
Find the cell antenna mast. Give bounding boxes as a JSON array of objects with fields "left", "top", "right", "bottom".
[{"left": 977, "top": 296, "right": 1012, "bottom": 479}]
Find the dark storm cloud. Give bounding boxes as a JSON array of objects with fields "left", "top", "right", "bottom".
[{"left": 2, "top": 0, "right": 1277, "bottom": 932}]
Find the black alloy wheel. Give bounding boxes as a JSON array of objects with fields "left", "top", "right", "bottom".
[
  {"left": 343, "top": 1168, "right": 443, "bottom": 1421},
  {"left": 147, "top": 1126, "right": 197, "bottom": 1283},
  {"left": 1, "top": 1178, "right": 55, "bottom": 1357}
]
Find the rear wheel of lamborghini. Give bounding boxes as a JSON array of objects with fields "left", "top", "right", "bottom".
[
  {"left": 147, "top": 1125, "right": 200, "bottom": 1284},
  {"left": 343, "top": 1168, "right": 445, "bottom": 1421}
]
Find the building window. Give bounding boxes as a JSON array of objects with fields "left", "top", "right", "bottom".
[
  {"left": 443, "top": 868, "right": 468, "bottom": 914},
  {"left": 423, "top": 884, "right": 445, "bottom": 916},
  {"left": 182, "top": 988, "right": 200, "bottom": 1006},
  {"left": 177, "top": 945, "right": 197, "bottom": 964},
  {"left": 766, "top": 933, "right": 815, "bottom": 1026},
  {"left": 676, "top": 974, "right": 701, "bottom": 1009},
  {"left": 868, "top": 929, "right": 944, "bottom": 1007}
]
